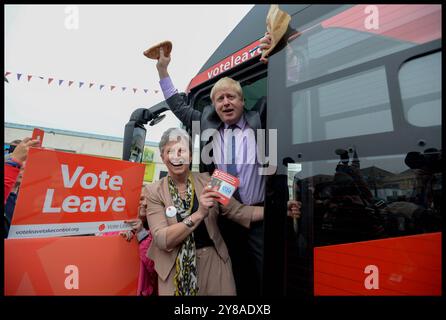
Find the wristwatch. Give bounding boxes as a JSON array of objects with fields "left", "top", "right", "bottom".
[{"left": 183, "top": 216, "right": 194, "bottom": 228}]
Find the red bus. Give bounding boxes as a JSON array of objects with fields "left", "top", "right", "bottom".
[{"left": 124, "top": 4, "right": 442, "bottom": 296}]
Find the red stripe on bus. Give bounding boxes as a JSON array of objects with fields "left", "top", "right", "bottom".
[
  {"left": 314, "top": 232, "right": 442, "bottom": 296},
  {"left": 321, "top": 5, "right": 441, "bottom": 44},
  {"left": 186, "top": 40, "right": 262, "bottom": 93}
]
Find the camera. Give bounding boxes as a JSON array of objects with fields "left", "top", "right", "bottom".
[{"left": 404, "top": 148, "right": 441, "bottom": 173}]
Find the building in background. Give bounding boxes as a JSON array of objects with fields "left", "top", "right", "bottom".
[
  {"left": 5, "top": 122, "right": 200, "bottom": 182},
  {"left": 5, "top": 122, "right": 171, "bottom": 182}
]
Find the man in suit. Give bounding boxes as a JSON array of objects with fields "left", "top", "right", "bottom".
[{"left": 155, "top": 47, "right": 266, "bottom": 296}]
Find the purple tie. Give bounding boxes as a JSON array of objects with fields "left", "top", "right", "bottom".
[{"left": 226, "top": 125, "right": 241, "bottom": 202}]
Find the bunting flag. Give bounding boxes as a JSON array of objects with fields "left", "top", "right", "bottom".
[{"left": 5, "top": 71, "right": 158, "bottom": 95}]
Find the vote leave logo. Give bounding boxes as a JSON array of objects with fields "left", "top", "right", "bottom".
[
  {"left": 98, "top": 224, "right": 106, "bottom": 232},
  {"left": 42, "top": 164, "right": 126, "bottom": 214},
  {"left": 11, "top": 148, "right": 145, "bottom": 229}
]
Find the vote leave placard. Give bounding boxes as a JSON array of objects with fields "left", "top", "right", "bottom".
[
  {"left": 9, "top": 148, "right": 145, "bottom": 238},
  {"left": 4, "top": 235, "right": 139, "bottom": 295}
]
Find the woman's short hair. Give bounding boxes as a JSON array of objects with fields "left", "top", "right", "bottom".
[
  {"left": 159, "top": 127, "right": 192, "bottom": 154},
  {"left": 210, "top": 77, "right": 243, "bottom": 103}
]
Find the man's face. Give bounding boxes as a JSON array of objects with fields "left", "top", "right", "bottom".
[{"left": 213, "top": 87, "right": 244, "bottom": 126}]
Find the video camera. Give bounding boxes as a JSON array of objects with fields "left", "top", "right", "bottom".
[{"left": 404, "top": 148, "right": 442, "bottom": 173}]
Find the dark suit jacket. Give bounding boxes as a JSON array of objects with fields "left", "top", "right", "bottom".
[{"left": 166, "top": 93, "right": 266, "bottom": 174}]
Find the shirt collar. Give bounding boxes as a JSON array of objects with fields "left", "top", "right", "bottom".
[{"left": 223, "top": 114, "right": 246, "bottom": 130}]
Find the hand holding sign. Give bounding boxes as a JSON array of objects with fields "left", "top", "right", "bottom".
[
  {"left": 199, "top": 187, "right": 220, "bottom": 211},
  {"left": 9, "top": 137, "right": 41, "bottom": 164}
]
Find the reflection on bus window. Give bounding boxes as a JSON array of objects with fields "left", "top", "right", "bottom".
[
  {"left": 399, "top": 52, "right": 441, "bottom": 127},
  {"left": 291, "top": 67, "right": 393, "bottom": 144},
  {"left": 286, "top": 4, "right": 441, "bottom": 87},
  {"left": 289, "top": 147, "right": 442, "bottom": 246}
]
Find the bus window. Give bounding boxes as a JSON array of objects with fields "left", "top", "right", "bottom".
[
  {"left": 303, "top": 151, "right": 442, "bottom": 246},
  {"left": 195, "top": 95, "right": 212, "bottom": 113},
  {"left": 286, "top": 4, "right": 441, "bottom": 88},
  {"left": 291, "top": 67, "right": 393, "bottom": 144},
  {"left": 241, "top": 76, "right": 267, "bottom": 110},
  {"left": 399, "top": 52, "right": 441, "bottom": 127}
]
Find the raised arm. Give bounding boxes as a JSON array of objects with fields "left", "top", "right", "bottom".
[{"left": 156, "top": 47, "right": 201, "bottom": 130}]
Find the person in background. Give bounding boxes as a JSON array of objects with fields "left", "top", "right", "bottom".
[
  {"left": 5, "top": 140, "right": 24, "bottom": 227},
  {"left": 120, "top": 189, "right": 158, "bottom": 296},
  {"left": 4, "top": 137, "right": 40, "bottom": 237}
]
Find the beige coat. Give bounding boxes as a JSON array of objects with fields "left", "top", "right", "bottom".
[{"left": 142, "top": 171, "right": 262, "bottom": 295}]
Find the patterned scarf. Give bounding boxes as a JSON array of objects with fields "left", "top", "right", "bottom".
[{"left": 168, "top": 174, "right": 199, "bottom": 296}]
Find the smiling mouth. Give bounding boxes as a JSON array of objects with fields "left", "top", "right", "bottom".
[
  {"left": 169, "top": 159, "right": 185, "bottom": 167},
  {"left": 222, "top": 109, "right": 234, "bottom": 114}
]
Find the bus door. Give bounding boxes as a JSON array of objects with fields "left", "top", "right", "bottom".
[{"left": 264, "top": 4, "right": 441, "bottom": 296}]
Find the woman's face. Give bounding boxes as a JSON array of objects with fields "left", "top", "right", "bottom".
[{"left": 161, "top": 138, "right": 191, "bottom": 178}]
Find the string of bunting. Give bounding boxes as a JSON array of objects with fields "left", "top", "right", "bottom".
[{"left": 4, "top": 71, "right": 159, "bottom": 95}]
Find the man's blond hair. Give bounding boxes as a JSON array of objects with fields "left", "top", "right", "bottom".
[{"left": 210, "top": 77, "right": 243, "bottom": 103}]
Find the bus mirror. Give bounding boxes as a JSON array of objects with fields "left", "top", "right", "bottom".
[
  {"left": 123, "top": 120, "right": 146, "bottom": 163},
  {"left": 150, "top": 113, "right": 166, "bottom": 126},
  {"left": 122, "top": 104, "right": 169, "bottom": 162}
]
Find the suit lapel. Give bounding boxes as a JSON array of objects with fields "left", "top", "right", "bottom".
[{"left": 245, "top": 110, "right": 261, "bottom": 131}]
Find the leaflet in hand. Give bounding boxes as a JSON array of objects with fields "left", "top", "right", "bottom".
[{"left": 208, "top": 169, "right": 240, "bottom": 206}]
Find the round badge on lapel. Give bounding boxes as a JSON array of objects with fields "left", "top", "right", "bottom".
[{"left": 165, "top": 206, "right": 177, "bottom": 218}]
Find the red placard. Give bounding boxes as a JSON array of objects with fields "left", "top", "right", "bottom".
[
  {"left": 31, "top": 128, "right": 44, "bottom": 146},
  {"left": 4, "top": 235, "right": 139, "bottom": 295},
  {"left": 314, "top": 232, "right": 442, "bottom": 296},
  {"left": 9, "top": 148, "right": 145, "bottom": 238}
]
